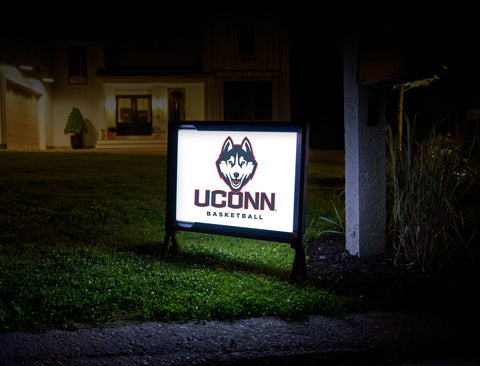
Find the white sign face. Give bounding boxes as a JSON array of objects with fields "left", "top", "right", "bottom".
[{"left": 175, "top": 129, "right": 298, "bottom": 233}]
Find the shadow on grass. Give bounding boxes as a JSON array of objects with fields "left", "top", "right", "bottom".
[
  {"left": 119, "top": 240, "right": 292, "bottom": 282},
  {"left": 177, "top": 250, "right": 291, "bottom": 281},
  {"left": 129, "top": 233, "right": 480, "bottom": 314}
]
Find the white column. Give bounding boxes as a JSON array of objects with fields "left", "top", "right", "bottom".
[{"left": 343, "top": 33, "right": 386, "bottom": 256}]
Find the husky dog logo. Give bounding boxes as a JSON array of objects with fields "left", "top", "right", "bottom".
[{"left": 216, "top": 137, "right": 258, "bottom": 192}]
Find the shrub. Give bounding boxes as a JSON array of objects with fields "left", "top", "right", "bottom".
[
  {"left": 64, "top": 107, "right": 88, "bottom": 135},
  {"left": 386, "top": 117, "right": 477, "bottom": 273}
]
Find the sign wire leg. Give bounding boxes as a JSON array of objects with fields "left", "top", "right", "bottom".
[
  {"left": 289, "top": 236, "right": 306, "bottom": 284},
  {"left": 161, "top": 229, "right": 179, "bottom": 259}
]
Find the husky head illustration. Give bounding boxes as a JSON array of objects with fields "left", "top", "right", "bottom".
[{"left": 216, "top": 137, "right": 258, "bottom": 192}]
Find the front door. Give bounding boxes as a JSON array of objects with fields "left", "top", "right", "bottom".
[{"left": 116, "top": 95, "right": 152, "bottom": 136}]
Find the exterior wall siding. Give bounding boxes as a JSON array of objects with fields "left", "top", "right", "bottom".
[
  {"left": 50, "top": 42, "right": 104, "bottom": 148},
  {"left": 203, "top": 17, "right": 290, "bottom": 122}
]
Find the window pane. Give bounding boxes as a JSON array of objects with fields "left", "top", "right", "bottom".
[
  {"left": 238, "top": 23, "right": 255, "bottom": 56},
  {"left": 117, "top": 97, "right": 132, "bottom": 123},
  {"left": 168, "top": 89, "right": 185, "bottom": 121},
  {"left": 136, "top": 97, "right": 151, "bottom": 123},
  {"left": 68, "top": 46, "right": 87, "bottom": 85}
]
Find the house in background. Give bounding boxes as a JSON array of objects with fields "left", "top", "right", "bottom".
[{"left": 0, "top": 14, "right": 290, "bottom": 151}]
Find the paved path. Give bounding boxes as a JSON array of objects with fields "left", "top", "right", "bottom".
[{"left": 1, "top": 312, "right": 479, "bottom": 365}]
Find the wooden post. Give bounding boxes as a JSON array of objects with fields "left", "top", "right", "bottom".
[{"left": 397, "top": 84, "right": 405, "bottom": 150}]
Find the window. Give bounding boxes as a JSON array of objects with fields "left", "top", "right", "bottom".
[
  {"left": 116, "top": 95, "right": 152, "bottom": 135},
  {"left": 68, "top": 46, "right": 87, "bottom": 85},
  {"left": 117, "top": 97, "right": 133, "bottom": 123},
  {"left": 168, "top": 89, "right": 185, "bottom": 121},
  {"left": 238, "top": 22, "right": 255, "bottom": 56},
  {"left": 224, "top": 82, "right": 272, "bottom": 121}
]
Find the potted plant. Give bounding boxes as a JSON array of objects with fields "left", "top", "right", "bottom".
[
  {"left": 64, "top": 107, "right": 88, "bottom": 149},
  {"left": 107, "top": 126, "right": 117, "bottom": 139}
]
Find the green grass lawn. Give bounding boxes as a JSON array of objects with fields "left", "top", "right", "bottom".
[{"left": 0, "top": 151, "right": 346, "bottom": 331}]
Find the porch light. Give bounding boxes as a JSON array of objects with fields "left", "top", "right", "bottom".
[
  {"left": 19, "top": 64, "right": 34, "bottom": 71},
  {"left": 152, "top": 97, "right": 164, "bottom": 111},
  {"left": 42, "top": 76, "right": 54, "bottom": 83},
  {"left": 105, "top": 96, "right": 115, "bottom": 111}
]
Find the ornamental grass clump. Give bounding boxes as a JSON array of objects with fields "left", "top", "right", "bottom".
[{"left": 386, "top": 117, "right": 478, "bottom": 273}]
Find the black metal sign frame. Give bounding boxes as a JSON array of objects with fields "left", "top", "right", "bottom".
[{"left": 163, "top": 121, "right": 309, "bottom": 282}]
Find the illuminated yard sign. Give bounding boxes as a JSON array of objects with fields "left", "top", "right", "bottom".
[{"left": 163, "top": 121, "right": 309, "bottom": 281}]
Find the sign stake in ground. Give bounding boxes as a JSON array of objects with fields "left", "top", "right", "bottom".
[{"left": 163, "top": 121, "right": 309, "bottom": 283}]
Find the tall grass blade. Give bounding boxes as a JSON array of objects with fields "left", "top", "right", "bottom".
[{"left": 386, "top": 117, "right": 478, "bottom": 273}]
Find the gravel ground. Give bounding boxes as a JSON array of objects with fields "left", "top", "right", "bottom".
[{"left": 1, "top": 311, "right": 479, "bottom": 365}]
